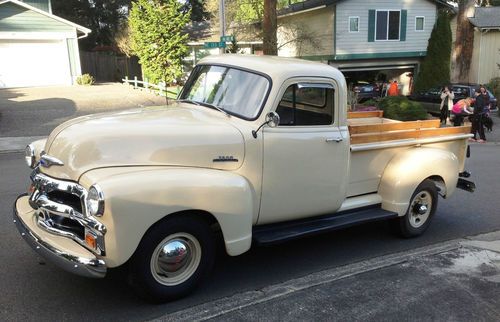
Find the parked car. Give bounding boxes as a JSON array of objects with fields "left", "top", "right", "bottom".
[
  {"left": 351, "top": 81, "right": 381, "bottom": 101},
  {"left": 409, "top": 83, "right": 498, "bottom": 115}
]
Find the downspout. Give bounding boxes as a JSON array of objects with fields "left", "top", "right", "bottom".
[{"left": 477, "top": 29, "right": 482, "bottom": 83}]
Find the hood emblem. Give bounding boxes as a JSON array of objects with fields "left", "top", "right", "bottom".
[
  {"left": 39, "top": 154, "right": 64, "bottom": 168},
  {"left": 213, "top": 156, "right": 239, "bottom": 162}
]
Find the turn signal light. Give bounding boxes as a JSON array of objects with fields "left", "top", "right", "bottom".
[{"left": 85, "top": 232, "right": 97, "bottom": 250}]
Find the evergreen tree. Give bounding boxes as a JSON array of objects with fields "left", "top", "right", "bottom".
[
  {"left": 129, "top": 0, "right": 190, "bottom": 85},
  {"left": 415, "top": 11, "right": 452, "bottom": 92}
]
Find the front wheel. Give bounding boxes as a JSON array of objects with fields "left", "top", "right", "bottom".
[
  {"left": 396, "top": 179, "right": 438, "bottom": 238},
  {"left": 128, "top": 215, "right": 215, "bottom": 303}
]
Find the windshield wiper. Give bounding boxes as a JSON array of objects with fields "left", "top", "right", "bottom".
[
  {"left": 198, "top": 102, "right": 231, "bottom": 117},
  {"left": 177, "top": 99, "right": 200, "bottom": 106}
]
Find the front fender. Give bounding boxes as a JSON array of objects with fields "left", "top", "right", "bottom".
[
  {"left": 378, "top": 147, "right": 459, "bottom": 216},
  {"left": 80, "top": 167, "right": 254, "bottom": 267}
]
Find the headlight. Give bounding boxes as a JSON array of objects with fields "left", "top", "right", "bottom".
[
  {"left": 25, "top": 144, "right": 36, "bottom": 168},
  {"left": 85, "top": 185, "right": 105, "bottom": 217}
]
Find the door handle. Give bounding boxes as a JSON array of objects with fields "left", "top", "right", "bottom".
[{"left": 326, "top": 137, "right": 343, "bottom": 143}]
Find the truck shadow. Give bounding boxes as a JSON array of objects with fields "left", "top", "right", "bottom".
[{"left": 0, "top": 88, "right": 77, "bottom": 137}]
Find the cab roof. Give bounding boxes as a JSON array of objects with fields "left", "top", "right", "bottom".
[{"left": 198, "top": 55, "right": 344, "bottom": 84}]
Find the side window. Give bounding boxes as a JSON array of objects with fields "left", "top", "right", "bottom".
[{"left": 276, "top": 84, "right": 334, "bottom": 126}]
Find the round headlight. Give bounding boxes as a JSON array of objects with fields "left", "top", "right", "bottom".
[
  {"left": 25, "top": 144, "right": 36, "bottom": 168},
  {"left": 86, "top": 185, "right": 105, "bottom": 217}
]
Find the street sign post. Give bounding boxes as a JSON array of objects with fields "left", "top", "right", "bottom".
[
  {"left": 204, "top": 42, "right": 226, "bottom": 49},
  {"left": 220, "top": 35, "right": 235, "bottom": 43}
]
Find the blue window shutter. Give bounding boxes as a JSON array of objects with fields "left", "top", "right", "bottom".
[
  {"left": 368, "top": 10, "right": 375, "bottom": 42},
  {"left": 400, "top": 10, "right": 407, "bottom": 41}
]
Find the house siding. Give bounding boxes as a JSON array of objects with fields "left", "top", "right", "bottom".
[
  {"left": 277, "top": 6, "right": 334, "bottom": 58},
  {"left": 22, "top": 0, "right": 50, "bottom": 13},
  {"left": 335, "top": 0, "right": 436, "bottom": 56},
  {"left": 477, "top": 31, "right": 500, "bottom": 84},
  {"left": 0, "top": 2, "right": 72, "bottom": 32}
]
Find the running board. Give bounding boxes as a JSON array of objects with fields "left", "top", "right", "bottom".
[{"left": 253, "top": 206, "right": 399, "bottom": 245}]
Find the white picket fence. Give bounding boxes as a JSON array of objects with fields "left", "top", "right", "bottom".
[{"left": 122, "top": 76, "right": 181, "bottom": 98}]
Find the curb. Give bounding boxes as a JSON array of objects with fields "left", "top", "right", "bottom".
[{"left": 151, "top": 239, "right": 466, "bottom": 322}]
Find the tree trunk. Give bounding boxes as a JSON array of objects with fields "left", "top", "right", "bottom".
[
  {"left": 451, "top": 0, "right": 475, "bottom": 82},
  {"left": 263, "top": 0, "right": 277, "bottom": 55}
]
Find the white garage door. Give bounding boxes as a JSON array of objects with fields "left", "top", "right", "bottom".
[{"left": 0, "top": 39, "right": 72, "bottom": 88}]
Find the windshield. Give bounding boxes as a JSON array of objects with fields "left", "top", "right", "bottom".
[{"left": 180, "top": 65, "right": 270, "bottom": 119}]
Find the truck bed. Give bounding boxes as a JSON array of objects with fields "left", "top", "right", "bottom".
[
  {"left": 345, "top": 110, "right": 471, "bottom": 197},
  {"left": 347, "top": 110, "right": 471, "bottom": 145}
]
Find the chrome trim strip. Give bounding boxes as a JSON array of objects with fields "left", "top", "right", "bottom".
[
  {"left": 39, "top": 154, "right": 64, "bottom": 168},
  {"left": 13, "top": 195, "right": 106, "bottom": 279}
]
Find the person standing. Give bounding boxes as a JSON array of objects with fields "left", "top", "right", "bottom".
[
  {"left": 439, "top": 86, "right": 454, "bottom": 125},
  {"left": 387, "top": 80, "right": 399, "bottom": 96},
  {"left": 470, "top": 87, "right": 488, "bottom": 142}
]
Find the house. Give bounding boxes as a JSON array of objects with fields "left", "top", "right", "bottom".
[
  {"left": 466, "top": 6, "right": 500, "bottom": 84},
  {"left": 277, "top": 0, "right": 453, "bottom": 95},
  {"left": 0, "top": 0, "right": 90, "bottom": 88}
]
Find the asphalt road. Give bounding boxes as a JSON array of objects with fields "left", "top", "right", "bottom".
[{"left": 1, "top": 144, "right": 499, "bottom": 321}]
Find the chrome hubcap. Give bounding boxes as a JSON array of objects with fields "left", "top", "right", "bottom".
[
  {"left": 151, "top": 233, "right": 201, "bottom": 286},
  {"left": 409, "top": 191, "right": 432, "bottom": 228}
]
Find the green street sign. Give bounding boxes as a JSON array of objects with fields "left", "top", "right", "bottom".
[
  {"left": 204, "top": 41, "right": 226, "bottom": 49},
  {"left": 220, "top": 35, "right": 235, "bottom": 42}
]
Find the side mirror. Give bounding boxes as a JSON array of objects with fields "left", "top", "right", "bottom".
[
  {"left": 266, "top": 111, "right": 280, "bottom": 128},
  {"left": 252, "top": 111, "right": 280, "bottom": 138}
]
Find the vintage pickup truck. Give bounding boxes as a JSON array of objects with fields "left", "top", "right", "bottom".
[{"left": 14, "top": 55, "right": 475, "bottom": 302}]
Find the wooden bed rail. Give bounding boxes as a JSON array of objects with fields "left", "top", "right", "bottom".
[
  {"left": 347, "top": 110, "right": 384, "bottom": 118},
  {"left": 350, "top": 125, "right": 472, "bottom": 145},
  {"left": 349, "top": 119, "right": 440, "bottom": 135}
]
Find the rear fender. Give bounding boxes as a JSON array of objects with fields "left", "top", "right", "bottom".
[{"left": 378, "top": 147, "right": 459, "bottom": 216}]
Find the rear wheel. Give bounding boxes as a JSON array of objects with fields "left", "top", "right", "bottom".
[
  {"left": 396, "top": 179, "right": 438, "bottom": 238},
  {"left": 128, "top": 215, "right": 215, "bottom": 303}
]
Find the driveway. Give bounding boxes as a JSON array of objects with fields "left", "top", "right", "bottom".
[{"left": 0, "top": 83, "right": 167, "bottom": 137}]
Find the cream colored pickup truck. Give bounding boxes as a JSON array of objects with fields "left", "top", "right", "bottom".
[{"left": 14, "top": 55, "right": 475, "bottom": 302}]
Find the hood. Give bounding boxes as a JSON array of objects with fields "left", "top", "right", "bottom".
[{"left": 41, "top": 105, "right": 245, "bottom": 180}]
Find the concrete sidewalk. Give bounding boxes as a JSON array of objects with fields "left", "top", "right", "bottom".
[{"left": 156, "top": 231, "right": 500, "bottom": 322}]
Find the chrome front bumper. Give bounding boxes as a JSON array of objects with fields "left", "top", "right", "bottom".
[{"left": 13, "top": 194, "right": 107, "bottom": 278}]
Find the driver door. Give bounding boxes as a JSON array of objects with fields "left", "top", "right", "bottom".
[{"left": 258, "top": 79, "right": 349, "bottom": 225}]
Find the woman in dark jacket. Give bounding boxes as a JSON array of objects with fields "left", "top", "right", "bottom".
[{"left": 470, "top": 86, "right": 489, "bottom": 142}]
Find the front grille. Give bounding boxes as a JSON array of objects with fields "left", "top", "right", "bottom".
[
  {"left": 46, "top": 190, "right": 83, "bottom": 214},
  {"left": 39, "top": 211, "right": 85, "bottom": 240},
  {"left": 29, "top": 169, "right": 107, "bottom": 256}
]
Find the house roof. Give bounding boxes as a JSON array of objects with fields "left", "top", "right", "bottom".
[
  {"left": 0, "top": 0, "right": 91, "bottom": 35},
  {"left": 469, "top": 7, "right": 500, "bottom": 29},
  {"left": 278, "top": 0, "right": 454, "bottom": 16}
]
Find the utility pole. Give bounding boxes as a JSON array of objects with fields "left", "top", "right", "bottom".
[{"left": 219, "top": 0, "right": 226, "bottom": 54}]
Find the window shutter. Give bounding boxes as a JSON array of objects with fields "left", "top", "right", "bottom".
[
  {"left": 368, "top": 10, "right": 375, "bottom": 42},
  {"left": 400, "top": 10, "right": 407, "bottom": 41}
]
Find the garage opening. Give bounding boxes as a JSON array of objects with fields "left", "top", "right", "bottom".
[{"left": 339, "top": 65, "right": 416, "bottom": 99}]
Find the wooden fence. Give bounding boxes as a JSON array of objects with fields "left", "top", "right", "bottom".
[
  {"left": 122, "top": 77, "right": 181, "bottom": 99},
  {"left": 80, "top": 51, "right": 142, "bottom": 82}
]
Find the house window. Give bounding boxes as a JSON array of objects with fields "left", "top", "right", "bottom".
[
  {"left": 376, "top": 10, "right": 400, "bottom": 41},
  {"left": 349, "top": 16, "right": 359, "bottom": 32},
  {"left": 415, "top": 16, "right": 425, "bottom": 31}
]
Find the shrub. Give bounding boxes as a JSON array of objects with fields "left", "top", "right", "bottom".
[
  {"left": 361, "top": 98, "right": 379, "bottom": 108},
  {"left": 76, "top": 74, "right": 95, "bottom": 86},
  {"left": 378, "top": 96, "right": 428, "bottom": 121},
  {"left": 414, "top": 11, "right": 452, "bottom": 92},
  {"left": 487, "top": 77, "right": 500, "bottom": 101},
  {"left": 486, "top": 77, "right": 500, "bottom": 116}
]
